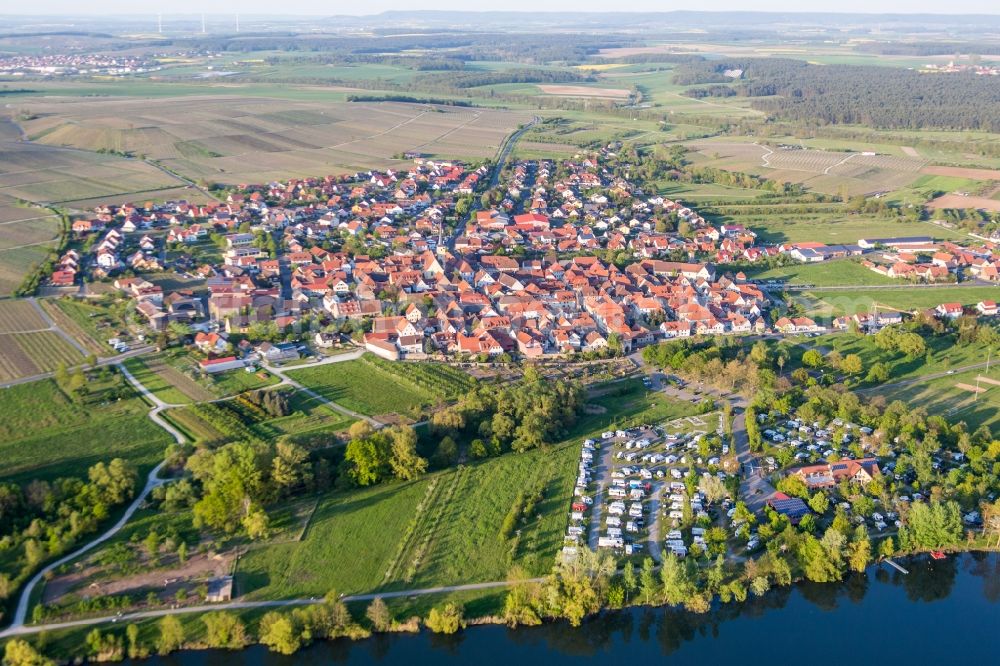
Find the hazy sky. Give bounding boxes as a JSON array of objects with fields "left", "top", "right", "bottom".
[{"left": 5, "top": 0, "right": 1000, "bottom": 15}]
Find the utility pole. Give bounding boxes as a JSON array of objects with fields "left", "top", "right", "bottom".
[
  {"left": 236, "top": 14, "right": 240, "bottom": 33},
  {"left": 975, "top": 348, "right": 991, "bottom": 403},
  {"left": 157, "top": 13, "right": 162, "bottom": 34},
  {"left": 201, "top": 13, "right": 206, "bottom": 34}
]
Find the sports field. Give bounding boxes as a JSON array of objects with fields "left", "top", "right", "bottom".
[{"left": 880, "top": 367, "right": 1000, "bottom": 433}]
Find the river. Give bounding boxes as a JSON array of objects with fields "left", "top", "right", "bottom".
[{"left": 138, "top": 553, "right": 1000, "bottom": 666}]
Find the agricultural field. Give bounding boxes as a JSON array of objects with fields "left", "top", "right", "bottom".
[
  {"left": 0, "top": 329, "right": 83, "bottom": 382},
  {"left": 0, "top": 137, "right": 182, "bottom": 207},
  {"left": 287, "top": 355, "right": 474, "bottom": 419},
  {"left": 802, "top": 286, "right": 1000, "bottom": 317},
  {"left": 0, "top": 298, "right": 47, "bottom": 332},
  {"left": 37, "top": 298, "right": 110, "bottom": 356},
  {"left": 0, "top": 195, "right": 63, "bottom": 295},
  {"left": 122, "top": 356, "right": 207, "bottom": 405},
  {"left": 0, "top": 377, "right": 173, "bottom": 484},
  {"left": 685, "top": 140, "right": 926, "bottom": 196},
  {"left": 13, "top": 97, "right": 533, "bottom": 185}
]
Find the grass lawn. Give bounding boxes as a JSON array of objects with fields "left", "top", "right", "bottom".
[
  {"left": 252, "top": 391, "right": 355, "bottom": 438},
  {"left": 236, "top": 479, "right": 433, "bottom": 599},
  {"left": 742, "top": 215, "right": 962, "bottom": 245},
  {"left": 123, "top": 356, "right": 196, "bottom": 405},
  {"left": 287, "top": 356, "right": 461, "bottom": 417},
  {"left": 235, "top": 383, "right": 698, "bottom": 600},
  {"left": 744, "top": 259, "right": 898, "bottom": 287},
  {"left": 0, "top": 378, "right": 174, "bottom": 484},
  {"left": 806, "top": 286, "right": 1000, "bottom": 316}
]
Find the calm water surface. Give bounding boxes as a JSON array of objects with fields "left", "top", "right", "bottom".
[{"left": 141, "top": 553, "right": 1000, "bottom": 666}]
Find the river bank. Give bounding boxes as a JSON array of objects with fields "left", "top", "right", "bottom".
[{"left": 118, "top": 551, "right": 998, "bottom": 665}]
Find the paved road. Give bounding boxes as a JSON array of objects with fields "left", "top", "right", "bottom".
[
  {"left": 646, "top": 482, "right": 664, "bottom": 562},
  {"left": 587, "top": 439, "right": 614, "bottom": 551},
  {"left": 446, "top": 116, "right": 539, "bottom": 252},
  {"left": 0, "top": 578, "right": 542, "bottom": 638}
]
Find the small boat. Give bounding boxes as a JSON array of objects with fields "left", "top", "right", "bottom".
[{"left": 930, "top": 550, "right": 947, "bottom": 560}]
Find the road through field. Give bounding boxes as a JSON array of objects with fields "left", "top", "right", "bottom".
[
  {"left": 265, "top": 350, "right": 383, "bottom": 428},
  {"left": 0, "top": 577, "right": 543, "bottom": 638},
  {"left": 7, "top": 362, "right": 186, "bottom": 630}
]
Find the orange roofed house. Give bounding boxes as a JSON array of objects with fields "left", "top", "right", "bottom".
[{"left": 792, "top": 458, "right": 881, "bottom": 490}]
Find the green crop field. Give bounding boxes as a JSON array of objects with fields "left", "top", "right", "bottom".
[{"left": 0, "top": 378, "right": 173, "bottom": 484}]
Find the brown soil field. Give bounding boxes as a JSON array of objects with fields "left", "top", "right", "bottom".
[
  {"left": 0, "top": 300, "right": 47, "bottom": 333},
  {"left": 901, "top": 146, "right": 921, "bottom": 158},
  {"left": 537, "top": 85, "right": 630, "bottom": 99},
  {"left": 956, "top": 383, "right": 986, "bottom": 394},
  {"left": 977, "top": 376, "right": 1000, "bottom": 387},
  {"left": 921, "top": 165, "right": 1000, "bottom": 180},
  {"left": 16, "top": 97, "right": 531, "bottom": 185},
  {"left": 927, "top": 193, "right": 1000, "bottom": 211},
  {"left": 44, "top": 551, "right": 234, "bottom": 604}
]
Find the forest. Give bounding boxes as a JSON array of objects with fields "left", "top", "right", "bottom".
[{"left": 675, "top": 58, "right": 1000, "bottom": 132}]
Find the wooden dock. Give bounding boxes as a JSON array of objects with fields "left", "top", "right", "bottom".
[{"left": 883, "top": 558, "right": 909, "bottom": 574}]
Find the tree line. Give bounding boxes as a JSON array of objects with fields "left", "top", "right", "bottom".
[{"left": 674, "top": 57, "right": 1000, "bottom": 132}]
